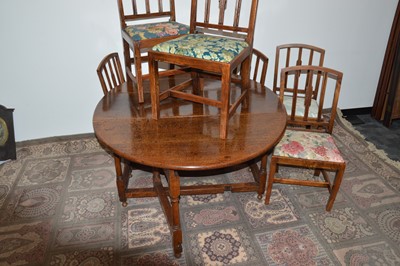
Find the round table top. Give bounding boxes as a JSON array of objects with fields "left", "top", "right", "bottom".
[{"left": 93, "top": 77, "right": 287, "bottom": 171}]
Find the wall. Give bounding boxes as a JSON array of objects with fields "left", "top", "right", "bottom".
[{"left": 0, "top": 0, "right": 397, "bottom": 141}]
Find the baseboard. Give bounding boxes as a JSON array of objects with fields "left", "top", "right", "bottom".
[{"left": 341, "top": 107, "right": 372, "bottom": 116}]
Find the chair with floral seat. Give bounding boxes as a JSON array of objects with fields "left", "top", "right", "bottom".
[
  {"left": 148, "top": 0, "right": 260, "bottom": 139},
  {"left": 273, "top": 44, "right": 325, "bottom": 127},
  {"left": 117, "top": 0, "right": 190, "bottom": 103},
  {"left": 265, "top": 65, "right": 346, "bottom": 211}
]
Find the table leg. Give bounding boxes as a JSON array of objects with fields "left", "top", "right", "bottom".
[
  {"left": 257, "top": 154, "right": 268, "bottom": 200},
  {"left": 114, "top": 156, "right": 129, "bottom": 207},
  {"left": 153, "top": 170, "right": 183, "bottom": 257},
  {"left": 169, "top": 170, "right": 183, "bottom": 257}
]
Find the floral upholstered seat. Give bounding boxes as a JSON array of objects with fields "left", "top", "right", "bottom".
[
  {"left": 266, "top": 65, "right": 345, "bottom": 212},
  {"left": 152, "top": 34, "right": 249, "bottom": 63},
  {"left": 124, "top": 21, "right": 190, "bottom": 42},
  {"left": 283, "top": 96, "right": 319, "bottom": 118},
  {"left": 274, "top": 129, "right": 344, "bottom": 162}
]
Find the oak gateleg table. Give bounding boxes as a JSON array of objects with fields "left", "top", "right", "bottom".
[{"left": 92, "top": 75, "right": 287, "bottom": 257}]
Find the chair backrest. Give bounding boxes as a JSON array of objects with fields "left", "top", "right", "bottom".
[
  {"left": 279, "top": 65, "right": 343, "bottom": 134},
  {"left": 273, "top": 43, "right": 325, "bottom": 95},
  {"left": 251, "top": 48, "right": 268, "bottom": 86},
  {"left": 190, "top": 0, "right": 259, "bottom": 45},
  {"left": 117, "top": 0, "right": 177, "bottom": 28},
  {"left": 97, "top": 53, "right": 126, "bottom": 95},
  {"left": 233, "top": 48, "right": 268, "bottom": 85}
]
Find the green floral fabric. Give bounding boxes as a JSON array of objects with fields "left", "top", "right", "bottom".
[
  {"left": 124, "top": 22, "right": 189, "bottom": 42},
  {"left": 152, "top": 34, "right": 249, "bottom": 63},
  {"left": 283, "top": 96, "right": 319, "bottom": 118},
  {"left": 274, "top": 130, "right": 344, "bottom": 162}
]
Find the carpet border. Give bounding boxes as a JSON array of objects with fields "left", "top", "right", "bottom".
[{"left": 15, "top": 133, "right": 96, "bottom": 147}]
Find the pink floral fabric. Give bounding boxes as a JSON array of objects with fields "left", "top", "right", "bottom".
[
  {"left": 274, "top": 130, "right": 344, "bottom": 162},
  {"left": 124, "top": 21, "right": 189, "bottom": 41}
]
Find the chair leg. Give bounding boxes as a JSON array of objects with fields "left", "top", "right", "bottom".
[
  {"left": 265, "top": 156, "right": 278, "bottom": 204},
  {"left": 191, "top": 71, "right": 201, "bottom": 96},
  {"left": 240, "top": 55, "right": 251, "bottom": 108},
  {"left": 149, "top": 55, "right": 161, "bottom": 119},
  {"left": 325, "top": 164, "right": 345, "bottom": 211},
  {"left": 219, "top": 69, "right": 231, "bottom": 139},
  {"left": 133, "top": 43, "right": 144, "bottom": 103},
  {"left": 257, "top": 154, "right": 268, "bottom": 199},
  {"left": 122, "top": 40, "right": 132, "bottom": 79},
  {"left": 191, "top": 72, "right": 205, "bottom": 115},
  {"left": 313, "top": 168, "right": 321, "bottom": 176},
  {"left": 168, "top": 64, "right": 176, "bottom": 88}
]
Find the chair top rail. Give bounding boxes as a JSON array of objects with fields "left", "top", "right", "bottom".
[
  {"left": 194, "top": 22, "right": 249, "bottom": 33},
  {"left": 277, "top": 43, "right": 325, "bottom": 53},
  {"left": 124, "top": 12, "right": 172, "bottom": 21}
]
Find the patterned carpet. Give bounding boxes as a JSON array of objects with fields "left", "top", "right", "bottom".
[{"left": 1, "top": 115, "right": 400, "bottom": 265}]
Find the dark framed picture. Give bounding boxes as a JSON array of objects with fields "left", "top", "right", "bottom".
[{"left": 0, "top": 105, "right": 16, "bottom": 161}]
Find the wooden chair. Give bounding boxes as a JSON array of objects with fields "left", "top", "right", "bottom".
[
  {"left": 96, "top": 52, "right": 125, "bottom": 95},
  {"left": 251, "top": 48, "right": 269, "bottom": 87},
  {"left": 265, "top": 65, "right": 346, "bottom": 211},
  {"left": 96, "top": 52, "right": 130, "bottom": 206},
  {"left": 148, "top": 0, "right": 260, "bottom": 139},
  {"left": 234, "top": 48, "right": 269, "bottom": 87},
  {"left": 117, "top": 0, "right": 190, "bottom": 103},
  {"left": 273, "top": 44, "right": 325, "bottom": 122},
  {"left": 273, "top": 43, "right": 325, "bottom": 93}
]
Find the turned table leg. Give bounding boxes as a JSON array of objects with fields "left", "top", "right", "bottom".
[
  {"left": 257, "top": 154, "right": 268, "bottom": 199},
  {"left": 169, "top": 170, "right": 183, "bottom": 257}
]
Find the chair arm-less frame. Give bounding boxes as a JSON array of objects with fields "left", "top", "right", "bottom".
[
  {"left": 148, "top": 0, "right": 259, "bottom": 139},
  {"left": 265, "top": 65, "right": 346, "bottom": 211}
]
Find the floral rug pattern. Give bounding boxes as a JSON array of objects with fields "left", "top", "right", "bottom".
[{"left": 0, "top": 115, "right": 400, "bottom": 265}]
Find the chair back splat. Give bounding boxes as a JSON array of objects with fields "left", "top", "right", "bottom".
[
  {"left": 280, "top": 65, "right": 342, "bottom": 133},
  {"left": 272, "top": 44, "right": 326, "bottom": 128},
  {"left": 251, "top": 49, "right": 269, "bottom": 86},
  {"left": 190, "top": 0, "right": 258, "bottom": 45},
  {"left": 265, "top": 65, "right": 346, "bottom": 212},
  {"left": 273, "top": 43, "right": 325, "bottom": 94},
  {"left": 233, "top": 48, "right": 269, "bottom": 89},
  {"left": 118, "top": 0, "right": 176, "bottom": 26}
]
